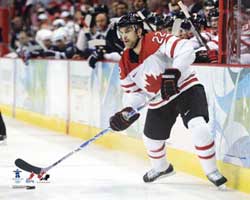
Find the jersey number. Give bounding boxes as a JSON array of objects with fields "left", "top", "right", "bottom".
[{"left": 152, "top": 32, "right": 167, "bottom": 44}]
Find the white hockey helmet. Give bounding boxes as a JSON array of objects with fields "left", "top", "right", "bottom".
[
  {"left": 36, "top": 29, "right": 53, "bottom": 41},
  {"left": 52, "top": 28, "right": 67, "bottom": 42},
  {"left": 52, "top": 19, "right": 66, "bottom": 28}
]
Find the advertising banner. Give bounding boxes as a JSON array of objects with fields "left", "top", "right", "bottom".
[
  {"left": 196, "top": 66, "right": 250, "bottom": 167},
  {"left": 15, "top": 59, "right": 47, "bottom": 114},
  {"left": 1, "top": 57, "right": 250, "bottom": 167},
  {"left": 69, "top": 60, "right": 94, "bottom": 124},
  {"left": 45, "top": 60, "right": 68, "bottom": 119},
  {"left": 70, "top": 61, "right": 122, "bottom": 128}
]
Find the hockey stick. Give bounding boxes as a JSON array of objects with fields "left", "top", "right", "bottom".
[
  {"left": 15, "top": 93, "right": 161, "bottom": 178},
  {"left": 177, "top": 1, "right": 210, "bottom": 50},
  {"left": 137, "top": 11, "right": 156, "bottom": 32}
]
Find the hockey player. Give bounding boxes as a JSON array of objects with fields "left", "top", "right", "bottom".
[
  {"left": 47, "top": 28, "right": 81, "bottom": 59},
  {"left": 0, "top": 112, "right": 7, "bottom": 143},
  {"left": 16, "top": 31, "right": 43, "bottom": 65},
  {"left": 35, "top": 29, "right": 53, "bottom": 50},
  {"left": 189, "top": 12, "right": 219, "bottom": 63},
  {"left": 109, "top": 13, "right": 227, "bottom": 188}
]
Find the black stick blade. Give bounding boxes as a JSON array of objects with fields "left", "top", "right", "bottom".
[{"left": 15, "top": 158, "right": 42, "bottom": 174}]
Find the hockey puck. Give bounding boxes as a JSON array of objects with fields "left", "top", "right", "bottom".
[
  {"left": 40, "top": 174, "right": 50, "bottom": 181},
  {"left": 26, "top": 186, "right": 36, "bottom": 190},
  {"left": 44, "top": 174, "right": 50, "bottom": 180}
]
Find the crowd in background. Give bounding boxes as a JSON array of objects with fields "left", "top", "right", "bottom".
[{"left": 4, "top": 0, "right": 250, "bottom": 67}]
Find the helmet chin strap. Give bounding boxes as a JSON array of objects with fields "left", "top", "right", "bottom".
[{"left": 132, "top": 36, "right": 141, "bottom": 50}]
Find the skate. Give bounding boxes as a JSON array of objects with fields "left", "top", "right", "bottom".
[
  {"left": 207, "top": 170, "right": 227, "bottom": 189},
  {"left": 143, "top": 164, "right": 175, "bottom": 183}
]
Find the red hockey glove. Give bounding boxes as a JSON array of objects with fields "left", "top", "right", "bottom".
[
  {"left": 207, "top": 49, "right": 218, "bottom": 63},
  {"left": 161, "top": 68, "right": 181, "bottom": 100},
  {"left": 109, "top": 107, "right": 140, "bottom": 131}
]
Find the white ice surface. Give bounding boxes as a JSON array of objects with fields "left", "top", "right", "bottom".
[{"left": 0, "top": 116, "right": 249, "bottom": 200}]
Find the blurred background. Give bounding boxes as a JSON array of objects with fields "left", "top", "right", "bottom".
[{"left": 0, "top": 0, "right": 249, "bottom": 65}]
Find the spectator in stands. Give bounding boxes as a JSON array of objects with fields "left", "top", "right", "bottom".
[
  {"left": 16, "top": 31, "right": 32, "bottom": 51},
  {"left": 10, "top": 16, "right": 26, "bottom": 50},
  {"left": 50, "top": 28, "right": 81, "bottom": 59},
  {"left": 182, "top": 0, "right": 204, "bottom": 15},
  {"left": 76, "top": 4, "right": 123, "bottom": 67},
  {"left": 148, "top": 0, "right": 169, "bottom": 14},
  {"left": 52, "top": 19, "right": 66, "bottom": 30},
  {"left": 76, "top": 15, "right": 99, "bottom": 58},
  {"left": 132, "top": 0, "right": 151, "bottom": 17},
  {"left": 61, "top": 11, "right": 81, "bottom": 43},
  {"left": 116, "top": 1, "right": 129, "bottom": 17},
  {"left": 87, "top": 5, "right": 124, "bottom": 68},
  {"left": 8, "top": 0, "right": 221, "bottom": 65},
  {"left": 37, "top": 13, "right": 51, "bottom": 30},
  {"left": 16, "top": 31, "right": 41, "bottom": 64},
  {"left": 111, "top": 0, "right": 120, "bottom": 17},
  {"left": 132, "top": 0, "right": 147, "bottom": 12},
  {"left": 46, "top": 0, "right": 61, "bottom": 22},
  {"left": 169, "top": 1, "right": 181, "bottom": 13},
  {"left": 35, "top": 29, "right": 53, "bottom": 50},
  {"left": 95, "top": 12, "right": 110, "bottom": 38},
  {"left": 13, "top": 0, "right": 26, "bottom": 17},
  {"left": 51, "top": 19, "right": 67, "bottom": 44},
  {"left": 16, "top": 28, "right": 80, "bottom": 60}
]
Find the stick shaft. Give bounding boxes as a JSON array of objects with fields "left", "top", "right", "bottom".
[
  {"left": 44, "top": 128, "right": 111, "bottom": 172},
  {"left": 137, "top": 11, "right": 156, "bottom": 32},
  {"left": 41, "top": 94, "right": 160, "bottom": 173},
  {"left": 178, "top": 1, "right": 210, "bottom": 50}
]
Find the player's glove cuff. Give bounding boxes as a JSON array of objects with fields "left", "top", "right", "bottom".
[{"left": 109, "top": 107, "right": 140, "bottom": 131}]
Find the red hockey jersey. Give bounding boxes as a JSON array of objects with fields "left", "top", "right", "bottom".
[{"left": 119, "top": 31, "right": 200, "bottom": 109}]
